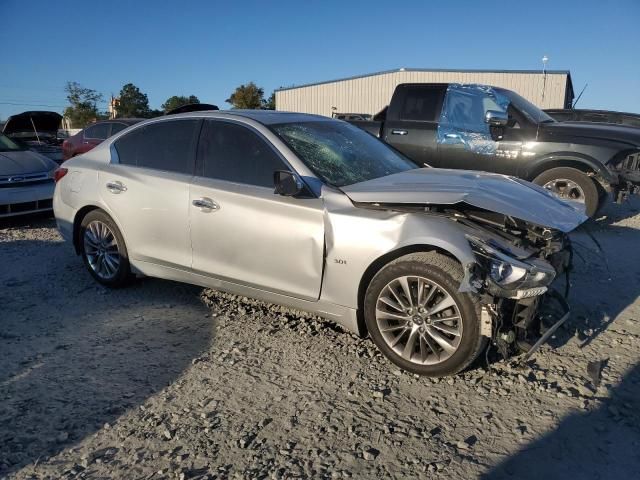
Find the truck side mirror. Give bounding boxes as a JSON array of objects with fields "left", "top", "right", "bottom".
[
  {"left": 274, "top": 170, "right": 303, "bottom": 196},
  {"left": 485, "top": 110, "right": 509, "bottom": 127}
]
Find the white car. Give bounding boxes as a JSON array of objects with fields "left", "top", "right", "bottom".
[{"left": 53, "top": 111, "right": 585, "bottom": 376}]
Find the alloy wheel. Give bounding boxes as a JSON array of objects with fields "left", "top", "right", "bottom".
[
  {"left": 83, "top": 220, "right": 121, "bottom": 280},
  {"left": 375, "top": 275, "right": 463, "bottom": 365},
  {"left": 542, "top": 178, "right": 586, "bottom": 203}
]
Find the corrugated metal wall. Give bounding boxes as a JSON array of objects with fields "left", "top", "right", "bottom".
[{"left": 276, "top": 70, "right": 569, "bottom": 117}]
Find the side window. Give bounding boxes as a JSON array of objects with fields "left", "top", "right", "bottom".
[
  {"left": 399, "top": 87, "right": 443, "bottom": 121},
  {"left": 110, "top": 123, "right": 128, "bottom": 136},
  {"left": 114, "top": 119, "right": 200, "bottom": 174},
  {"left": 84, "top": 123, "right": 109, "bottom": 140},
  {"left": 198, "top": 120, "right": 287, "bottom": 188}
]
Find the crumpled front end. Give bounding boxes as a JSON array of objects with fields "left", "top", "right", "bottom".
[{"left": 449, "top": 206, "right": 574, "bottom": 359}]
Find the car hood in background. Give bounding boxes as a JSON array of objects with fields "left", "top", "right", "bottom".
[
  {"left": 3, "top": 111, "right": 63, "bottom": 135},
  {"left": 540, "top": 121, "right": 640, "bottom": 148},
  {"left": 0, "top": 149, "right": 57, "bottom": 176},
  {"left": 341, "top": 168, "right": 587, "bottom": 233}
]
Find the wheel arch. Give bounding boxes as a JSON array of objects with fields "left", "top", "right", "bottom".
[
  {"left": 355, "top": 244, "right": 463, "bottom": 337},
  {"left": 72, "top": 205, "right": 126, "bottom": 255},
  {"left": 524, "top": 153, "right": 614, "bottom": 185}
]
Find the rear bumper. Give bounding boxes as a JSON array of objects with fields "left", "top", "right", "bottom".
[{"left": 0, "top": 182, "right": 54, "bottom": 218}]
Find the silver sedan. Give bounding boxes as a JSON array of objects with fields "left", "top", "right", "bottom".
[
  {"left": 53, "top": 111, "right": 585, "bottom": 376},
  {"left": 1, "top": 133, "right": 59, "bottom": 217}
]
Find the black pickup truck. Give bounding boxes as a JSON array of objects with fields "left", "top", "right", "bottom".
[{"left": 349, "top": 83, "right": 640, "bottom": 217}]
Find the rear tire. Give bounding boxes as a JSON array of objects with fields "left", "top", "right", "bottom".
[
  {"left": 79, "top": 210, "right": 132, "bottom": 288},
  {"left": 364, "top": 252, "right": 487, "bottom": 377},
  {"left": 533, "top": 167, "right": 600, "bottom": 217}
]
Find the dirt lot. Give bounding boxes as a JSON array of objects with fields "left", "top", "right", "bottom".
[{"left": 1, "top": 200, "right": 639, "bottom": 480}]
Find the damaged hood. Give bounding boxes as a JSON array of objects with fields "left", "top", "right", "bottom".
[{"left": 341, "top": 168, "right": 587, "bottom": 233}]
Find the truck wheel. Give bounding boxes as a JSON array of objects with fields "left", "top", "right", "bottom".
[
  {"left": 533, "top": 167, "right": 600, "bottom": 217},
  {"left": 364, "top": 252, "right": 487, "bottom": 377}
]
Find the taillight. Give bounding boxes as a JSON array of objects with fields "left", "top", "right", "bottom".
[{"left": 53, "top": 167, "right": 68, "bottom": 183}]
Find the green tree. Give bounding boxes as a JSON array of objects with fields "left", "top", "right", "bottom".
[
  {"left": 117, "top": 83, "right": 150, "bottom": 118},
  {"left": 262, "top": 91, "right": 276, "bottom": 110},
  {"left": 63, "top": 81, "right": 103, "bottom": 128},
  {"left": 161, "top": 95, "right": 200, "bottom": 113},
  {"left": 225, "top": 82, "right": 264, "bottom": 109}
]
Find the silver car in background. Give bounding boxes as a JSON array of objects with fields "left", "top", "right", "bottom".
[
  {"left": 1, "top": 133, "right": 59, "bottom": 217},
  {"left": 53, "top": 111, "right": 586, "bottom": 376}
]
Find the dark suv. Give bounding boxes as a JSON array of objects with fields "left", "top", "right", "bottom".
[{"left": 350, "top": 83, "right": 640, "bottom": 217}]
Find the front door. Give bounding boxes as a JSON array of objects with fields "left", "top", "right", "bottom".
[
  {"left": 190, "top": 119, "right": 325, "bottom": 301},
  {"left": 437, "top": 86, "right": 521, "bottom": 176}
]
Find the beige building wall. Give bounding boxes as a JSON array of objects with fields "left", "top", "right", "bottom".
[{"left": 275, "top": 70, "right": 571, "bottom": 117}]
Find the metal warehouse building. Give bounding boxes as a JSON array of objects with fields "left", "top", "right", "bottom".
[{"left": 275, "top": 68, "right": 574, "bottom": 117}]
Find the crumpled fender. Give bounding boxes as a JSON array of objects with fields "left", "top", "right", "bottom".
[{"left": 319, "top": 188, "right": 477, "bottom": 310}]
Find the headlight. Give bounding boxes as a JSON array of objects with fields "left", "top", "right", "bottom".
[
  {"left": 466, "top": 235, "right": 556, "bottom": 292},
  {"left": 489, "top": 260, "right": 528, "bottom": 286}
]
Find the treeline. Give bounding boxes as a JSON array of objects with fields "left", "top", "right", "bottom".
[{"left": 63, "top": 81, "right": 277, "bottom": 128}]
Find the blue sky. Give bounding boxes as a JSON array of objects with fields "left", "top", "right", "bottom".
[{"left": 1, "top": 0, "right": 639, "bottom": 120}]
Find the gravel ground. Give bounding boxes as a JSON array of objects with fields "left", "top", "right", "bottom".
[{"left": 1, "top": 200, "right": 639, "bottom": 480}]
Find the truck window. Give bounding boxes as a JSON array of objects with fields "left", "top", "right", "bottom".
[{"left": 399, "top": 87, "right": 442, "bottom": 122}]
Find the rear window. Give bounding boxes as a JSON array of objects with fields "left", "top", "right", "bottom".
[
  {"left": 114, "top": 119, "right": 200, "bottom": 175},
  {"left": 111, "top": 123, "right": 129, "bottom": 135},
  {"left": 84, "top": 123, "right": 109, "bottom": 140},
  {"left": 399, "top": 87, "right": 444, "bottom": 121}
]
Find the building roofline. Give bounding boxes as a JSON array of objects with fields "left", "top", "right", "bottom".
[{"left": 276, "top": 68, "right": 572, "bottom": 92}]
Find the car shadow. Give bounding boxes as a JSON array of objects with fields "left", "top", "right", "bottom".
[
  {"left": 482, "top": 361, "right": 640, "bottom": 479},
  {"left": 0, "top": 233, "right": 214, "bottom": 476}
]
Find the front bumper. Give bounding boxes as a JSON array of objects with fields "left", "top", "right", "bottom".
[{"left": 0, "top": 182, "right": 55, "bottom": 217}]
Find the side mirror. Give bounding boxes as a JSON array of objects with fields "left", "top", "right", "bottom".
[
  {"left": 485, "top": 110, "right": 509, "bottom": 127},
  {"left": 274, "top": 170, "right": 303, "bottom": 196}
]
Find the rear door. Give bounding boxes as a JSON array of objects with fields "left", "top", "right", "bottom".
[
  {"left": 189, "top": 119, "right": 325, "bottom": 301},
  {"left": 101, "top": 119, "right": 200, "bottom": 269},
  {"left": 381, "top": 85, "right": 446, "bottom": 167}
]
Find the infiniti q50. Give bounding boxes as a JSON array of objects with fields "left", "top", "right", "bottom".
[{"left": 53, "top": 111, "right": 585, "bottom": 376}]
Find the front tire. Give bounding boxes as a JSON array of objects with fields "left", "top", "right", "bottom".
[
  {"left": 80, "top": 210, "right": 132, "bottom": 288},
  {"left": 364, "top": 252, "right": 486, "bottom": 377},
  {"left": 533, "top": 167, "right": 600, "bottom": 217}
]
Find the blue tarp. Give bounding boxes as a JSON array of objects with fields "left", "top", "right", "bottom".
[{"left": 437, "top": 84, "right": 511, "bottom": 155}]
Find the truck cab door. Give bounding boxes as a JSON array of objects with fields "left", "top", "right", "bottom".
[
  {"left": 437, "top": 85, "right": 521, "bottom": 176},
  {"left": 381, "top": 85, "right": 446, "bottom": 168}
]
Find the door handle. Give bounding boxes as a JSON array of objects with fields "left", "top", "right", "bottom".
[
  {"left": 391, "top": 129, "right": 408, "bottom": 136},
  {"left": 106, "top": 181, "right": 127, "bottom": 194},
  {"left": 192, "top": 197, "right": 219, "bottom": 210}
]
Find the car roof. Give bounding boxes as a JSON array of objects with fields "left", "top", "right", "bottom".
[{"left": 162, "top": 110, "right": 332, "bottom": 125}]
